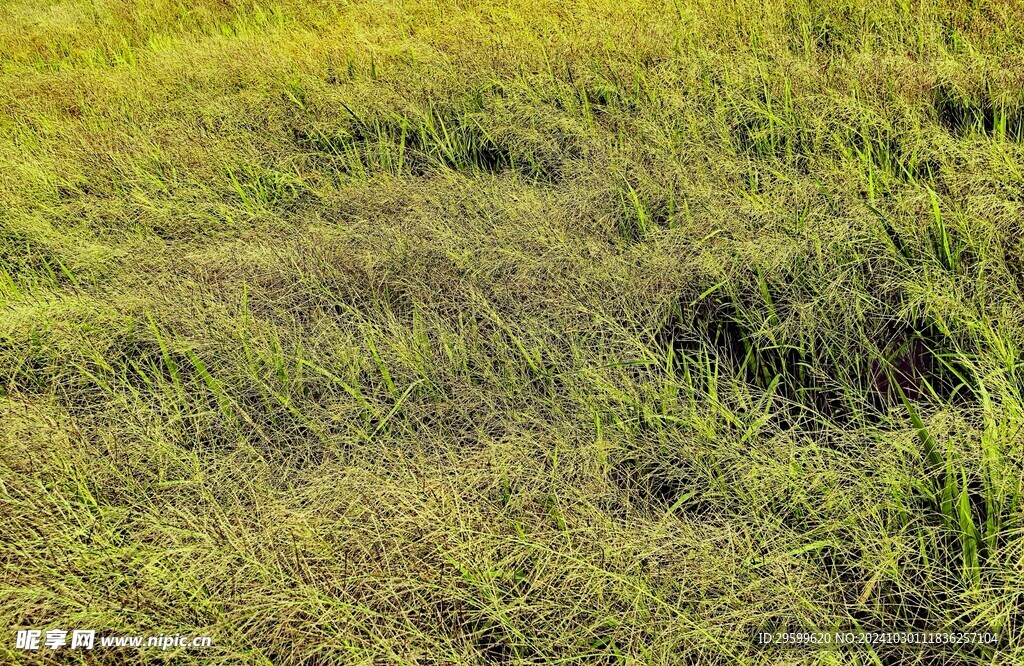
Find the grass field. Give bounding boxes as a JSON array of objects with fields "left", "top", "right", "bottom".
[{"left": 2, "top": 0, "right": 1023, "bottom": 663}]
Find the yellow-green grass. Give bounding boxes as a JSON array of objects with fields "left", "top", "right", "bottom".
[{"left": 1, "top": 0, "right": 1023, "bottom": 663}]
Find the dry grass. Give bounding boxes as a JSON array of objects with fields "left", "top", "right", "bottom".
[{"left": 2, "top": 0, "right": 1023, "bottom": 663}]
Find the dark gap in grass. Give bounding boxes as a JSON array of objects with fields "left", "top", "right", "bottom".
[
  {"left": 813, "top": 540, "right": 952, "bottom": 640},
  {"left": 614, "top": 179, "right": 675, "bottom": 242},
  {"left": 657, "top": 292, "right": 853, "bottom": 427},
  {"left": 727, "top": 87, "right": 947, "bottom": 185},
  {"left": 732, "top": 108, "right": 941, "bottom": 185},
  {"left": 464, "top": 616, "right": 535, "bottom": 664},
  {"left": 729, "top": 111, "right": 813, "bottom": 163},
  {"left": 656, "top": 281, "right": 976, "bottom": 431},
  {"left": 843, "top": 126, "right": 941, "bottom": 183},
  {"left": 532, "top": 360, "right": 566, "bottom": 400},
  {"left": 934, "top": 84, "right": 1024, "bottom": 142},
  {"left": 292, "top": 104, "right": 563, "bottom": 182},
  {"left": 782, "top": 515, "right": 993, "bottom": 655},
  {"left": 609, "top": 456, "right": 720, "bottom": 519},
  {"left": 56, "top": 181, "right": 98, "bottom": 199},
  {"left": 584, "top": 629, "right": 628, "bottom": 664},
  {"left": 582, "top": 80, "right": 619, "bottom": 114},
  {"left": 811, "top": 19, "right": 845, "bottom": 54},
  {"left": 576, "top": 75, "right": 651, "bottom": 118},
  {"left": 753, "top": 541, "right": 942, "bottom": 641},
  {"left": 867, "top": 316, "right": 975, "bottom": 412}
]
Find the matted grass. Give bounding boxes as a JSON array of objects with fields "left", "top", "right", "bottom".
[{"left": 1, "top": 0, "right": 1023, "bottom": 663}]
